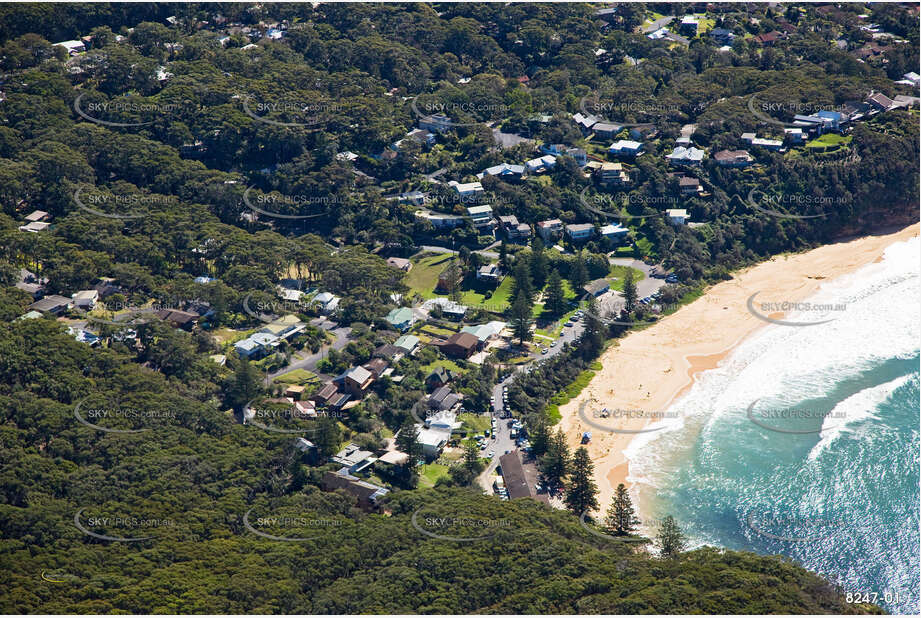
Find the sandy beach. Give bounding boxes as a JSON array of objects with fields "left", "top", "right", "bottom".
[{"left": 558, "top": 223, "right": 920, "bottom": 515}]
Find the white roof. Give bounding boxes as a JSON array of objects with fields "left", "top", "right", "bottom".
[
  {"left": 609, "top": 140, "right": 642, "bottom": 150},
  {"left": 417, "top": 427, "right": 451, "bottom": 448},
  {"left": 600, "top": 223, "right": 629, "bottom": 235},
  {"left": 449, "top": 180, "right": 483, "bottom": 193},
  {"left": 466, "top": 204, "right": 493, "bottom": 216},
  {"left": 667, "top": 146, "right": 705, "bottom": 161},
  {"left": 666, "top": 209, "right": 689, "bottom": 218}
]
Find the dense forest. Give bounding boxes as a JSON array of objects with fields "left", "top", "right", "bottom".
[{"left": 0, "top": 2, "right": 917, "bottom": 613}]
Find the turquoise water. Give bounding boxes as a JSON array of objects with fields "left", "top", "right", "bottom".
[{"left": 627, "top": 237, "right": 920, "bottom": 614}]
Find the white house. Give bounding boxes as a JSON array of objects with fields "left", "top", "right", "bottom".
[
  {"left": 608, "top": 140, "right": 643, "bottom": 157},
  {"left": 666, "top": 146, "right": 705, "bottom": 166},
  {"left": 524, "top": 154, "right": 557, "bottom": 174},
  {"left": 448, "top": 180, "right": 485, "bottom": 201},
  {"left": 665, "top": 209, "right": 690, "bottom": 226},
  {"left": 419, "top": 114, "right": 452, "bottom": 133},
  {"left": 313, "top": 292, "right": 340, "bottom": 314},
  {"left": 53, "top": 40, "right": 85, "bottom": 55}
]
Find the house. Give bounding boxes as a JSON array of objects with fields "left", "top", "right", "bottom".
[
  {"left": 584, "top": 279, "right": 610, "bottom": 297},
  {"left": 438, "top": 332, "right": 479, "bottom": 359},
  {"left": 17, "top": 310, "right": 43, "bottom": 321},
  {"left": 784, "top": 128, "right": 805, "bottom": 144},
  {"left": 428, "top": 386, "right": 458, "bottom": 411},
  {"left": 377, "top": 450, "right": 409, "bottom": 467},
  {"left": 536, "top": 219, "right": 564, "bottom": 242},
  {"left": 714, "top": 149, "right": 753, "bottom": 167},
  {"left": 709, "top": 28, "right": 736, "bottom": 44},
  {"left": 416, "top": 427, "right": 451, "bottom": 459},
  {"left": 679, "top": 176, "right": 703, "bottom": 195},
  {"left": 385, "top": 307, "right": 416, "bottom": 332},
  {"left": 156, "top": 309, "right": 201, "bottom": 330},
  {"left": 29, "top": 295, "right": 72, "bottom": 315},
  {"left": 466, "top": 204, "right": 495, "bottom": 229},
  {"left": 259, "top": 314, "right": 306, "bottom": 340},
  {"left": 341, "top": 365, "right": 375, "bottom": 396},
  {"left": 16, "top": 281, "right": 45, "bottom": 299},
  {"left": 332, "top": 443, "right": 378, "bottom": 474},
  {"left": 572, "top": 112, "right": 599, "bottom": 134},
  {"left": 591, "top": 122, "right": 623, "bottom": 139},
  {"left": 497, "top": 215, "right": 529, "bottom": 240},
  {"left": 68, "top": 327, "right": 100, "bottom": 347},
  {"left": 902, "top": 72, "right": 920, "bottom": 88},
  {"left": 628, "top": 125, "right": 657, "bottom": 141},
  {"left": 364, "top": 357, "right": 389, "bottom": 379},
  {"left": 18, "top": 221, "right": 51, "bottom": 233},
  {"left": 566, "top": 223, "right": 595, "bottom": 242},
  {"left": 24, "top": 210, "right": 49, "bottom": 223},
  {"left": 393, "top": 334, "right": 420, "bottom": 355},
  {"left": 666, "top": 146, "right": 705, "bottom": 166},
  {"left": 71, "top": 290, "right": 99, "bottom": 310},
  {"left": 234, "top": 332, "right": 279, "bottom": 359},
  {"left": 386, "top": 257, "right": 412, "bottom": 272},
  {"left": 336, "top": 151, "right": 359, "bottom": 162},
  {"left": 53, "top": 40, "right": 86, "bottom": 55},
  {"left": 608, "top": 140, "right": 643, "bottom": 157},
  {"left": 594, "top": 161, "right": 630, "bottom": 186},
  {"left": 419, "top": 113, "right": 452, "bottom": 133},
  {"left": 792, "top": 114, "right": 837, "bottom": 135},
  {"left": 477, "top": 163, "right": 525, "bottom": 180},
  {"left": 666, "top": 208, "right": 690, "bottom": 226},
  {"left": 741, "top": 133, "right": 785, "bottom": 151},
  {"left": 600, "top": 223, "right": 629, "bottom": 245},
  {"left": 415, "top": 210, "right": 464, "bottom": 229},
  {"left": 866, "top": 92, "right": 894, "bottom": 112},
  {"left": 460, "top": 321, "right": 506, "bottom": 346},
  {"left": 321, "top": 470, "right": 389, "bottom": 511},
  {"left": 373, "top": 343, "right": 404, "bottom": 363},
  {"left": 310, "top": 382, "right": 350, "bottom": 410},
  {"left": 284, "top": 384, "right": 307, "bottom": 399},
  {"left": 498, "top": 450, "right": 546, "bottom": 502},
  {"left": 753, "top": 31, "right": 782, "bottom": 46},
  {"left": 426, "top": 297, "right": 467, "bottom": 320},
  {"left": 524, "top": 154, "right": 557, "bottom": 174},
  {"left": 679, "top": 15, "right": 699, "bottom": 36},
  {"left": 426, "top": 366, "right": 455, "bottom": 389},
  {"left": 540, "top": 144, "right": 586, "bottom": 165},
  {"left": 476, "top": 263, "right": 502, "bottom": 283},
  {"left": 448, "top": 180, "right": 484, "bottom": 202},
  {"left": 312, "top": 292, "right": 340, "bottom": 315}
]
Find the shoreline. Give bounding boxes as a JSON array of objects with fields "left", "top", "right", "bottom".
[{"left": 558, "top": 222, "right": 920, "bottom": 518}]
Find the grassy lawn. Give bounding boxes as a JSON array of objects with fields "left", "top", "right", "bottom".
[
  {"left": 406, "top": 252, "right": 456, "bottom": 299},
  {"left": 417, "top": 323, "right": 458, "bottom": 338},
  {"left": 544, "top": 361, "right": 603, "bottom": 425},
  {"left": 805, "top": 133, "right": 852, "bottom": 151},
  {"left": 608, "top": 265, "right": 645, "bottom": 292},
  {"left": 274, "top": 369, "right": 318, "bottom": 385},
  {"left": 459, "top": 412, "right": 491, "bottom": 434},
  {"left": 213, "top": 327, "right": 256, "bottom": 346},
  {"left": 418, "top": 463, "right": 451, "bottom": 488},
  {"left": 420, "top": 358, "right": 464, "bottom": 376},
  {"left": 407, "top": 252, "right": 512, "bottom": 313}
]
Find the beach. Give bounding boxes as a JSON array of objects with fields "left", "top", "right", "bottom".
[{"left": 558, "top": 223, "right": 920, "bottom": 515}]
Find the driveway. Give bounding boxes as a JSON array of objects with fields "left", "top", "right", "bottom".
[
  {"left": 641, "top": 15, "right": 674, "bottom": 33},
  {"left": 268, "top": 320, "right": 350, "bottom": 381}
]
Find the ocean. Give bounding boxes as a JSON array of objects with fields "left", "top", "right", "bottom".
[{"left": 626, "top": 236, "right": 920, "bottom": 614}]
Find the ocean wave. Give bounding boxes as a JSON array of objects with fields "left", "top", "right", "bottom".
[{"left": 807, "top": 374, "right": 913, "bottom": 461}]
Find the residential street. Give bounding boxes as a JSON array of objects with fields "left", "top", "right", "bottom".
[{"left": 267, "top": 319, "right": 351, "bottom": 381}]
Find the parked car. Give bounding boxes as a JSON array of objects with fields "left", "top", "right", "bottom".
[
  {"left": 541, "top": 348, "right": 548, "bottom": 354},
  {"left": 564, "top": 321, "right": 573, "bottom": 327}
]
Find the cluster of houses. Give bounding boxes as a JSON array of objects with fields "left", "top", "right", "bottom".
[{"left": 234, "top": 314, "right": 308, "bottom": 359}]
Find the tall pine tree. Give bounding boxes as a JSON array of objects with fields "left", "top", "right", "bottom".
[
  {"left": 605, "top": 483, "right": 640, "bottom": 535},
  {"left": 565, "top": 446, "right": 599, "bottom": 515},
  {"left": 545, "top": 269, "right": 566, "bottom": 315}
]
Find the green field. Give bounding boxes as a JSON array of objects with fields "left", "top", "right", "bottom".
[
  {"left": 418, "top": 463, "right": 451, "bottom": 488},
  {"left": 407, "top": 252, "right": 513, "bottom": 313},
  {"left": 805, "top": 133, "right": 852, "bottom": 151},
  {"left": 273, "top": 369, "right": 319, "bottom": 385}
]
